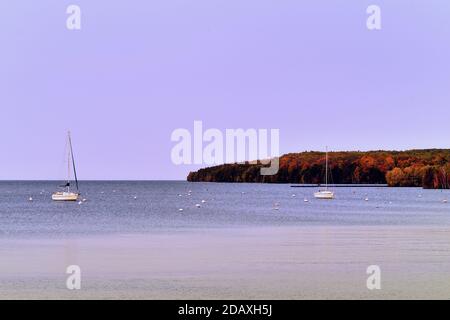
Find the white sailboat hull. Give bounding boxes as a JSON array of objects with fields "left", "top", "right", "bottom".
[
  {"left": 314, "top": 190, "right": 335, "bottom": 199},
  {"left": 52, "top": 192, "right": 79, "bottom": 201}
]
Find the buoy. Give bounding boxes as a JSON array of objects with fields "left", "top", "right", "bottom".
[
  {"left": 78, "top": 201, "right": 82, "bottom": 205},
  {"left": 133, "top": 196, "right": 137, "bottom": 200},
  {"left": 273, "top": 207, "right": 279, "bottom": 210},
  {"left": 179, "top": 208, "right": 184, "bottom": 212},
  {"left": 178, "top": 194, "right": 182, "bottom": 197},
  {"left": 28, "top": 197, "right": 33, "bottom": 202},
  {"left": 195, "top": 204, "right": 201, "bottom": 208},
  {"left": 443, "top": 200, "right": 448, "bottom": 203},
  {"left": 304, "top": 199, "right": 309, "bottom": 202},
  {"left": 292, "top": 194, "right": 296, "bottom": 197},
  {"left": 201, "top": 200, "right": 206, "bottom": 203},
  {"left": 365, "top": 198, "right": 369, "bottom": 201}
]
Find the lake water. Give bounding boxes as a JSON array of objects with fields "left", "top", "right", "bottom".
[
  {"left": 1, "top": 181, "right": 450, "bottom": 299},
  {"left": 1, "top": 181, "right": 449, "bottom": 238}
]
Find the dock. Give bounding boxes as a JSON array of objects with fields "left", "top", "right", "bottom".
[{"left": 290, "top": 184, "right": 388, "bottom": 188}]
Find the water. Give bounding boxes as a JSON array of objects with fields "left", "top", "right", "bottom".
[
  {"left": 1, "top": 181, "right": 449, "bottom": 238},
  {"left": 2, "top": 181, "right": 450, "bottom": 299}
]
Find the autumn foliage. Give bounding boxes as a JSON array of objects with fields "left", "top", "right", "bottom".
[{"left": 187, "top": 149, "right": 450, "bottom": 189}]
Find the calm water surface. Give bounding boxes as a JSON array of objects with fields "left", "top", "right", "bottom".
[{"left": 0, "top": 181, "right": 449, "bottom": 238}]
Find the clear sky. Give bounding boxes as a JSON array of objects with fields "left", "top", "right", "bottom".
[{"left": 1, "top": 1, "right": 449, "bottom": 180}]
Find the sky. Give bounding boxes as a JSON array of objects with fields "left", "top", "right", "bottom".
[{"left": 1, "top": 0, "right": 449, "bottom": 180}]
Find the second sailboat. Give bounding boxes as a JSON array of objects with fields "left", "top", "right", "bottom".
[{"left": 314, "top": 147, "right": 335, "bottom": 199}]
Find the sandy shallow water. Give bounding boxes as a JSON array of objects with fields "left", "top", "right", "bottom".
[{"left": 1, "top": 226, "right": 450, "bottom": 299}]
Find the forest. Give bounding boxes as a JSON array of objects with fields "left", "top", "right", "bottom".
[{"left": 187, "top": 149, "right": 450, "bottom": 189}]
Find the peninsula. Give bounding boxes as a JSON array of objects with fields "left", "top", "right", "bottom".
[{"left": 187, "top": 149, "right": 450, "bottom": 189}]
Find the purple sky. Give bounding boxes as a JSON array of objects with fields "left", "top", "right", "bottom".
[{"left": 1, "top": 1, "right": 449, "bottom": 180}]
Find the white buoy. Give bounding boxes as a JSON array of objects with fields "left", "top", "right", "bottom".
[
  {"left": 28, "top": 197, "right": 33, "bottom": 202},
  {"left": 134, "top": 196, "right": 137, "bottom": 200},
  {"left": 292, "top": 194, "right": 296, "bottom": 197},
  {"left": 195, "top": 204, "right": 201, "bottom": 208},
  {"left": 273, "top": 207, "right": 279, "bottom": 210},
  {"left": 201, "top": 200, "right": 206, "bottom": 203},
  {"left": 179, "top": 208, "right": 184, "bottom": 212},
  {"left": 178, "top": 194, "right": 182, "bottom": 197},
  {"left": 443, "top": 199, "right": 448, "bottom": 203},
  {"left": 304, "top": 199, "right": 309, "bottom": 202},
  {"left": 365, "top": 198, "right": 369, "bottom": 201},
  {"left": 78, "top": 201, "right": 82, "bottom": 205}
]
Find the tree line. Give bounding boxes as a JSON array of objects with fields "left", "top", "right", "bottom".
[{"left": 187, "top": 149, "right": 450, "bottom": 189}]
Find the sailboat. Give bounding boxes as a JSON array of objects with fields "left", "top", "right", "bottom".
[
  {"left": 314, "top": 147, "right": 335, "bottom": 199},
  {"left": 52, "top": 131, "right": 80, "bottom": 201}
]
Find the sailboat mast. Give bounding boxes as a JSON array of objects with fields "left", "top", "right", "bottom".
[
  {"left": 68, "top": 131, "right": 79, "bottom": 191},
  {"left": 67, "top": 134, "right": 71, "bottom": 192},
  {"left": 325, "top": 147, "right": 328, "bottom": 190}
]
